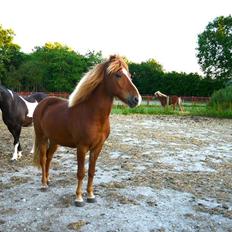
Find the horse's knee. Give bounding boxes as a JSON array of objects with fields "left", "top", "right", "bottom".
[
  {"left": 77, "top": 172, "right": 85, "bottom": 180},
  {"left": 88, "top": 169, "right": 96, "bottom": 179}
]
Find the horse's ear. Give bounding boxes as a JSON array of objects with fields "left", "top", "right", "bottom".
[{"left": 109, "top": 55, "right": 117, "bottom": 61}]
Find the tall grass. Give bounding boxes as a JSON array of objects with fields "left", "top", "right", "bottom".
[{"left": 208, "top": 86, "right": 232, "bottom": 112}]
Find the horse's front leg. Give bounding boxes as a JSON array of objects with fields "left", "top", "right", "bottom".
[
  {"left": 87, "top": 145, "right": 103, "bottom": 203},
  {"left": 8, "top": 125, "right": 22, "bottom": 160},
  {"left": 75, "top": 146, "right": 87, "bottom": 207}
]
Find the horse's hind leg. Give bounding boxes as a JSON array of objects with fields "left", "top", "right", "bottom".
[
  {"left": 178, "top": 98, "right": 184, "bottom": 112},
  {"left": 179, "top": 104, "right": 184, "bottom": 112},
  {"left": 39, "top": 141, "right": 48, "bottom": 189},
  {"left": 45, "top": 141, "right": 58, "bottom": 185}
]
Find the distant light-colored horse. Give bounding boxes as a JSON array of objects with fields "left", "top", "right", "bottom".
[{"left": 154, "top": 91, "right": 184, "bottom": 111}]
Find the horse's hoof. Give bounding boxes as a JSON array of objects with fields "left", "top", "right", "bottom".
[
  {"left": 74, "top": 200, "right": 85, "bottom": 207},
  {"left": 87, "top": 197, "right": 96, "bottom": 203},
  {"left": 40, "top": 185, "right": 48, "bottom": 191},
  {"left": 18, "top": 152, "right": 22, "bottom": 158}
]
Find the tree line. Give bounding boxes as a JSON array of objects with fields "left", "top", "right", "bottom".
[{"left": 1, "top": 15, "right": 231, "bottom": 96}]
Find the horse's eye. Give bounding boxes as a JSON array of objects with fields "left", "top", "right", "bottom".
[{"left": 115, "top": 73, "right": 122, "bottom": 79}]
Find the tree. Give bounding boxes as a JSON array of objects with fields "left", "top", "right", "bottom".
[
  {"left": 129, "top": 59, "right": 164, "bottom": 94},
  {"left": 0, "top": 24, "right": 24, "bottom": 84},
  {"left": 8, "top": 42, "right": 104, "bottom": 92},
  {"left": 28, "top": 43, "right": 87, "bottom": 91},
  {"left": 84, "top": 50, "right": 103, "bottom": 66},
  {"left": 196, "top": 15, "right": 232, "bottom": 80}
]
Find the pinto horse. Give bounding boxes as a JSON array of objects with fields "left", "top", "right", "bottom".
[
  {"left": 33, "top": 55, "right": 141, "bottom": 206},
  {"left": 154, "top": 91, "right": 184, "bottom": 111},
  {"left": 0, "top": 85, "right": 47, "bottom": 160}
]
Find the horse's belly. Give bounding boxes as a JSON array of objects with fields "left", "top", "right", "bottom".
[
  {"left": 44, "top": 128, "right": 76, "bottom": 147},
  {"left": 54, "top": 138, "right": 77, "bottom": 148},
  {"left": 22, "top": 116, "right": 33, "bottom": 127}
]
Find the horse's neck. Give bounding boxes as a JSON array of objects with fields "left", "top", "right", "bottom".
[
  {"left": 159, "top": 96, "right": 167, "bottom": 106},
  {"left": 84, "top": 84, "right": 114, "bottom": 121}
]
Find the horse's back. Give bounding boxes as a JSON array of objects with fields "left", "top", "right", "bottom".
[
  {"left": 27, "top": 92, "right": 48, "bottom": 102},
  {"left": 34, "top": 97, "right": 67, "bottom": 120},
  {"left": 170, "top": 96, "right": 180, "bottom": 104}
]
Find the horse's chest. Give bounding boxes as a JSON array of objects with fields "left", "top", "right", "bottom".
[
  {"left": 77, "top": 121, "right": 110, "bottom": 146},
  {"left": 19, "top": 97, "right": 38, "bottom": 118}
]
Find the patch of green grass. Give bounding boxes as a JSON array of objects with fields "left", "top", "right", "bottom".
[{"left": 112, "top": 104, "right": 232, "bottom": 118}]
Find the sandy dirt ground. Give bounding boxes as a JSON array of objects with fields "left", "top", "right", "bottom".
[{"left": 0, "top": 115, "right": 232, "bottom": 232}]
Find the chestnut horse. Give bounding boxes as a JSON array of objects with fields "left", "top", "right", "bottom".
[
  {"left": 154, "top": 91, "right": 184, "bottom": 111},
  {"left": 33, "top": 55, "right": 141, "bottom": 206}
]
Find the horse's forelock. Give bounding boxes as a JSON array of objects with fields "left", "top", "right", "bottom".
[{"left": 106, "top": 56, "right": 128, "bottom": 75}]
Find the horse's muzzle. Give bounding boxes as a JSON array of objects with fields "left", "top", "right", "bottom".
[{"left": 127, "top": 95, "right": 141, "bottom": 108}]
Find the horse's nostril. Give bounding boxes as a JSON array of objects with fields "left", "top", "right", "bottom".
[
  {"left": 128, "top": 95, "right": 139, "bottom": 108},
  {"left": 134, "top": 96, "right": 138, "bottom": 103}
]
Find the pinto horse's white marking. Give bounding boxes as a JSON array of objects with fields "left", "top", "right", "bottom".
[
  {"left": 19, "top": 97, "right": 38, "bottom": 118},
  {"left": 30, "top": 143, "right": 35, "bottom": 154},
  {"left": 7, "top": 89, "right": 14, "bottom": 99},
  {"left": 18, "top": 151, "right": 22, "bottom": 158},
  {"left": 11, "top": 143, "right": 22, "bottom": 160},
  {"left": 11, "top": 142, "right": 19, "bottom": 160},
  {"left": 122, "top": 68, "right": 142, "bottom": 106}
]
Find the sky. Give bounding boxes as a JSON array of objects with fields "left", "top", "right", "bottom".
[{"left": 1, "top": 0, "right": 231, "bottom": 74}]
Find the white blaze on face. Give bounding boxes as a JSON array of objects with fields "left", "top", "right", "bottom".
[
  {"left": 7, "top": 89, "right": 14, "bottom": 99},
  {"left": 122, "top": 68, "right": 131, "bottom": 79},
  {"left": 122, "top": 68, "right": 142, "bottom": 106},
  {"left": 20, "top": 97, "right": 38, "bottom": 118}
]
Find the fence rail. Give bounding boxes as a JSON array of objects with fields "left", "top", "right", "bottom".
[
  {"left": 141, "top": 95, "right": 210, "bottom": 105},
  {"left": 17, "top": 92, "right": 211, "bottom": 105}
]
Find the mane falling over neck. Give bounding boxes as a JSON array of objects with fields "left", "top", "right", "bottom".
[{"left": 68, "top": 55, "right": 128, "bottom": 107}]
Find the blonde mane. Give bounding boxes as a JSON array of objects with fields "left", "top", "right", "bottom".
[
  {"left": 68, "top": 55, "right": 128, "bottom": 107},
  {"left": 154, "top": 91, "right": 167, "bottom": 98}
]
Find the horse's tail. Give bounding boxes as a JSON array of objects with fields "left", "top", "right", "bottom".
[
  {"left": 33, "top": 131, "right": 41, "bottom": 168},
  {"left": 178, "top": 97, "right": 184, "bottom": 111}
]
